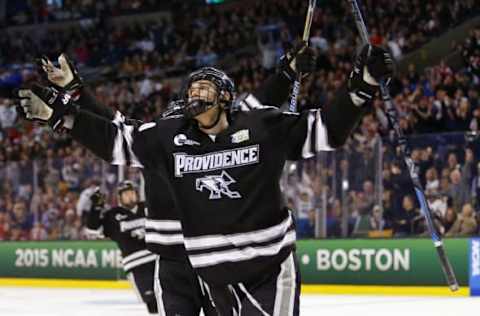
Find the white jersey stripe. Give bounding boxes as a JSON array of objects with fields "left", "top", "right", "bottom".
[
  {"left": 122, "top": 249, "right": 152, "bottom": 265},
  {"left": 145, "top": 219, "right": 182, "bottom": 231},
  {"left": 154, "top": 257, "right": 166, "bottom": 316},
  {"left": 184, "top": 214, "right": 293, "bottom": 251},
  {"left": 302, "top": 110, "right": 333, "bottom": 159},
  {"left": 238, "top": 283, "right": 270, "bottom": 316},
  {"left": 123, "top": 124, "right": 143, "bottom": 168},
  {"left": 273, "top": 253, "right": 296, "bottom": 316},
  {"left": 302, "top": 111, "right": 315, "bottom": 158},
  {"left": 146, "top": 232, "right": 185, "bottom": 245},
  {"left": 123, "top": 254, "right": 157, "bottom": 271},
  {"left": 188, "top": 230, "right": 296, "bottom": 268},
  {"left": 313, "top": 110, "right": 333, "bottom": 152},
  {"left": 111, "top": 111, "right": 144, "bottom": 168}
]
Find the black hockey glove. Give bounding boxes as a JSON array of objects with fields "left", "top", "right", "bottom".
[
  {"left": 37, "top": 54, "right": 83, "bottom": 93},
  {"left": 90, "top": 188, "right": 106, "bottom": 210},
  {"left": 17, "top": 84, "right": 78, "bottom": 130},
  {"left": 279, "top": 43, "right": 317, "bottom": 81},
  {"left": 348, "top": 45, "right": 394, "bottom": 107}
]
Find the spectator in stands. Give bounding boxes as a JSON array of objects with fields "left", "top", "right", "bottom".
[
  {"left": 448, "top": 169, "right": 470, "bottom": 212},
  {"left": 369, "top": 205, "right": 388, "bottom": 232},
  {"left": 9, "top": 200, "right": 33, "bottom": 237},
  {"left": 441, "top": 205, "right": 457, "bottom": 235},
  {"left": 295, "top": 187, "right": 315, "bottom": 239},
  {"left": 30, "top": 222, "right": 48, "bottom": 240},
  {"left": 425, "top": 167, "right": 440, "bottom": 191},
  {"left": 446, "top": 203, "right": 478, "bottom": 236},
  {"left": 393, "top": 195, "right": 423, "bottom": 236},
  {"left": 60, "top": 209, "right": 81, "bottom": 240}
]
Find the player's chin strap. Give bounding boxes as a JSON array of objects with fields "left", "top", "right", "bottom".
[{"left": 197, "top": 105, "right": 224, "bottom": 130}]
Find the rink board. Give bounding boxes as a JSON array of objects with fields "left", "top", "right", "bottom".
[{"left": 0, "top": 238, "right": 477, "bottom": 295}]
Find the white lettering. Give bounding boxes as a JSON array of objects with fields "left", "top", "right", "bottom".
[
  {"left": 375, "top": 249, "right": 392, "bottom": 271},
  {"left": 52, "top": 249, "right": 63, "bottom": 267},
  {"left": 472, "top": 240, "right": 480, "bottom": 276},
  {"left": 86, "top": 250, "right": 98, "bottom": 268},
  {"left": 65, "top": 249, "right": 74, "bottom": 267},
  {"left": 316, "top": 249, "right": 331, "bottom": 270},
  {"left": 331, "top": 250, "right": 348, "bottom": 271},
  {"left": 361, "top": 249, "right": 375, "bottom": 271},
  {"left": 348, "top": 249, "right": 361, "bottom": 271},
  {"left": 394, "top": 249, "right": 410, "bottom": 271},
  {"left": 173, "top": 145, "right": 260, "bottom": 177},
  {"left": 102, "top": 250, "right": 116, "bottom": 268}
]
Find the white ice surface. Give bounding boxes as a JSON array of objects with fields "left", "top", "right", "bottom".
[{"left": 0, "top": 287, "right": 478, "bottom": 316}]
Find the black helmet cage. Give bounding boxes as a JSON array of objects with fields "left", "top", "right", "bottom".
[{"left": 182, "top": 67, "right": 235, "bottom": 118}]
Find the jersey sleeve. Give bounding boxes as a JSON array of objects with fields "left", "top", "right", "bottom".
[
  {"left": 280, "top": 109, "right": 334, "bottom": 160},
  {"left": 69, "top": 109, "right": 157, "bottom": 169},
  {"left": 75, "top": 87, "right": 116, "bottom": 120}
]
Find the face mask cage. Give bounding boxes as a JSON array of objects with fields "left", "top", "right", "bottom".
[
  {"left": 181, "top": 67, "right": 235, "bottom": 118},
  {"left": 184, "top": 80, "right": 220, "bottom": 118}
]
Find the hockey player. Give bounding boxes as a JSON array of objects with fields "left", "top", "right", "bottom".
[
  {"left": 31, "top": 45, "right": 316, "bottom": 315},
  {"left": 18, "top": 43, "right": 393, "bottom": 315},
  {"left": 85, "top": 181, "right": 158, "bottom": 314}
]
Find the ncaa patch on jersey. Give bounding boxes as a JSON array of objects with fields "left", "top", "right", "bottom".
[{"left": 231, "top": 129, "right": 249, "bottom": 143}]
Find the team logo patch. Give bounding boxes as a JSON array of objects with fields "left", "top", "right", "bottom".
[
  {"left": 196, "top": 171, "right": 241, "bottom": 200},
  {"left": 231, "top": 129, "right": 250, "bottom": 144},
  {"left": 174, "top": 134, "right": 200, "bottom": 146},
  {"left": 115, "top": 214, "right": 128, "bottom": 221}
]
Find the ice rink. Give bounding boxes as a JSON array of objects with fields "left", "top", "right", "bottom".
[{"left": 0, "top": 287, "right": 478, "bottom": 316}]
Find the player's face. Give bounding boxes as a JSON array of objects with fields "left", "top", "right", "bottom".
[
  {"left": 187, "top": 80, "right": 218, "bottom": 104},
  {"left": 119, "top": 190, "right": 138, "bottom": 209},
  {"left": 187, "top": 80, "right": 223, "bottom": 127}
]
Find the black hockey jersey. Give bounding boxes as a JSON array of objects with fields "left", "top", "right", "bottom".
[
  {"left": 75, "top": 73, "right": 296, "bottom": 263},
  {"left": 72, "top": 93, "right": 342, "bottom": 284},
  {"left": 85, "top": 202, "right": 157, "bottom": 273}
]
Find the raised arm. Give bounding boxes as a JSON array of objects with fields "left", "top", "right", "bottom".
[
  {"left": 240, "top": 44, "right": 394, "bottom": 159},
  {"left": 17, "top": 84, "right": 153, "bottom": 169},
  {"left": 253, "top": 44, "right": 316, "bottom": 107},
  {"left": 84, "top": 188, "right": 108, "bottom": 239},
  {"left": 39, "top": 54, "right": 116, "bottom": 120}
]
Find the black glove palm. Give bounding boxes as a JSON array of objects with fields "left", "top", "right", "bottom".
[
  {"left": 17, "top": 84, "right": 77, "bottom": 130},
  {"left": 37, "top": 54, "right": 83, "bottom": 92},
  {"left": 90, "top": 188, "right": 106, "bottom": 209},
  {"left": 280, "top": 43, "right": 317, "bottom": 81}
]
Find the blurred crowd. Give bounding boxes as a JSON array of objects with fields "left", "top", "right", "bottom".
[
  {"left": 0, "top": 0, "right": 480, "bottom": 240},
  {"left": 4, "top": 0, "right": 167, "bottom": 26}
]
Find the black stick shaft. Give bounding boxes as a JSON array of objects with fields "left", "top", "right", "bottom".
[
  {"left": 289, "top": 0, "right": 316, "bottom": 112},
  {"left": 348, "top": 0, "right": 459, "bottom": 292}
]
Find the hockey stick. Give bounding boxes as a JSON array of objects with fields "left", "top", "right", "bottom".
[
  {"left": 348, "top": 0, "right": 459, "bottom": 291},
  {"left": 289, "top": 0, "right": 316, "bottom": 112}
]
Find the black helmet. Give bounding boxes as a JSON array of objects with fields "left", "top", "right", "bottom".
[
  {"left": 117, "top": 180, "right": 138, "bottom": 208},
  {"left": 117, "top": 180, "right": 137, "bottom": 194},
  {"left": 181, "top": 67, "right": 235, "bottom": 118}
]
